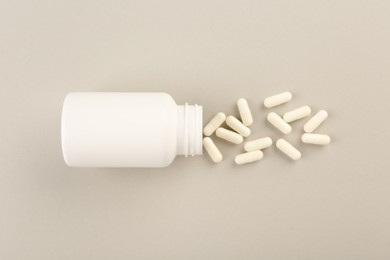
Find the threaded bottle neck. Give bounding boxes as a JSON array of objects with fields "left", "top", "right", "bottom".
[{"left": 177, "top": 103, "right": 203, "bottom": 157}]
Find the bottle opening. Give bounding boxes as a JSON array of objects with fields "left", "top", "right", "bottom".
[{"left": 177, "top": 103, "right": 203, "bottom": 157}]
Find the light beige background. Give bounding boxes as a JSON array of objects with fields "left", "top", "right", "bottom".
[{"left": 1, "top": 0, "right": 390, "bottom": 259}]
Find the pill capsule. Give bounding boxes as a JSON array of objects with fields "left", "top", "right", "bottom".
[
  {"left": 235, "top": 150, "right": 263, "bottom": 165},
  {"left": 203, "top": 112, "right": 226, "bottom": 136},
  {"left": 264, "top": 91, "right": 293, "bottom": 108},
  {"left": 216, "top": 127, "right": 244, "bottom": 144},
  {"left": 237, "top": 98, "right": 253, "bottom": 126},
  {"left": 203, "top": 137, "right": 223, "bottom": 163},
  {"left": 283, "top": 106, "right": 311, "bottom": 123},
  {"left": 244, "top": 137, "right": 273, "bottom": 152},
  {"left": 267, "top": 112, "right": 292, "bottom": 134},
  {"left": 276, "top": 139, "right": 301, "bottom": 160},
  {"left": 304, "top": 110, "right": 328, "bottom": 133},
  {"left": 226, "top": 115, "right": 251, "bottom": 137},
  {"left": 302, "top": 133, "right": 331, "bottom": 145}
]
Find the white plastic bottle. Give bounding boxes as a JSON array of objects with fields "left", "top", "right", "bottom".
[{"left": 61, "top": 92, "right": 203, "bottom": 167}]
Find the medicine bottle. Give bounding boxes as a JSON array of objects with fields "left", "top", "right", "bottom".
[{"left": 61, "top": 92, "right": 203, "bottom": 167}]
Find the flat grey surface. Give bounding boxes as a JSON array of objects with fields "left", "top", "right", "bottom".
[{"left": 1, "top": 0, "right": 390, "bottom": 259}]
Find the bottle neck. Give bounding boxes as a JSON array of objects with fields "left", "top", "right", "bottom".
[{"left": 177, "top": 103, "right": 203, "bottom": 157}]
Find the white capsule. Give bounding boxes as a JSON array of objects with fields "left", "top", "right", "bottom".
[
  {"left": 237, "top": 98, "right": 253, "bottom": 126},
  {"left": 302, "top": 133, "right": 331, "bottom": 145},
  {"left": 283, "top": 106, "right": 311, "bottom": 123},
  {"left": 216, "top": 127, "right": 243, "bottom": 144},
  {"left": 235, "top": 150, "right": 264, "bottom": 165},
  {"left": 267, "top": 112, "right": 292, "bottom": 134},
  {"left": 264, "top": 91, "right": 293, "bottom": 108},
  {"left": 202, "top": 137, "right": 223, "bottom": 163},
  {"left": 203, "top": 112, "right": 226, "bottom": 136},
  {"left": 276, "top": 139, "right": 301, "bottom": 160},
  {"left": 244, "top": 137, "right": 273, "bottom": 152},
  {"left": 304, "top": 110, "right": 328, "bottom": 133},
  {"left": 226, "top": 115, "right": 251, "bottom": 137}
]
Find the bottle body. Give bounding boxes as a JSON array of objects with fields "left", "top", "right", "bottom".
[{"left": 61, "top": 92, "right": 202, "bottom": 167}]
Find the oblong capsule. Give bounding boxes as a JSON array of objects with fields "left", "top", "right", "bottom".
[
  {"left": 244, "top": 137, "right": 273, "bottom": 152},
  {"left": 203, "top": 112, "right": 226, "bottom": 136},
  {"left": 264, "top": 91, "right": 293, "bottom": 108},
  {"left": 226, "top": 115, "right": 251, "bottom": 137},
  {"left": 237, "top": 98, "right": 253, "bottom": 126},
  {"left": 216, "top": 127, "right": 243, "bottom": 144},
  {"left": 301, "top": 133, "right": 331, "bottom": 145},
  {"left": 304, "top": 110, "right": 328, "bottom": 133},
  {"left": 267, "top": 112, "right": 292, "bottom": 134},
  {"left": 283, "top": 106, "right": 311, "bottom": 123},
  {"left": 276, "top": 138, "right": 301, "bottom": 160},
  {"left": 235, "top": 150, "right": 263, "bottom": 165},
  {"left": 203, "top": 137, "right": 223, "bottom": 163}
]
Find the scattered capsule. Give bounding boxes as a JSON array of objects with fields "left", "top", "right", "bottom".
[
  {"left": 203, "top": 112, "right": 226, "bottom": 136},
  {"left": 264, "top": 91, "right": 293, "bottom": 108},
  {"left": 244, "top": 137, "right": 273, "bottom": 152},
  {"left": 302, "top": 133, "right": 331, "bottom": 145},
  {"left": 216, "top": 127, "right": 244, "bottom": 144},
  {"left": 283, "top": 106, "right": 311, "bottom": 123},
  {"left": 203, "top": 137, "right": 223, "bottom": 163},
  {"left": 267, "top": 112, "right": 292, "bottom": 134},
  {"left": 276, "top": 138, "right": 301, "bottom": 160},
  {"left": 237, "top": 98, "right": 253, "bottom": 126},
  {"left": 235, "top": 150, "right": 263, "bottom": 165},
  {"left": 226, "top": 115, "right": 251, "bottom": 137},
  {"left": 304, "top": 110, "right": 328, "bottom": 133}
]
